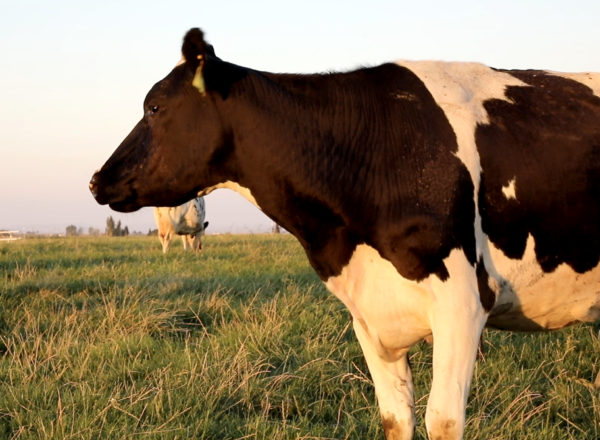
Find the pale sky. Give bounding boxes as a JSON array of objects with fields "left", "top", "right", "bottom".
[{"left": 1, "top": 0, "right": 599, "bottom": 234}]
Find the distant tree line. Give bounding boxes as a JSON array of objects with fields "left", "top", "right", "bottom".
[
  {"left": 64, "top": 216, "right": 134, "bottom": 237},
  {"left": 65, "top": 225, "right": 103, "bottom": 236},
  {"left": 105, "top": 216, "right": 129, "bottom": 236},
  {"left": 65, "top": 225, "right": 84, "bottom": 236}
]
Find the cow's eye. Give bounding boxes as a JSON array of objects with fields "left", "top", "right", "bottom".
[{"left": 150, "top": 105, "right": 160, "bottom": 114}]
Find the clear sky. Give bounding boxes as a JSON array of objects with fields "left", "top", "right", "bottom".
[{"left": 1, "top": 0, "right": 599, "bottom": 234}]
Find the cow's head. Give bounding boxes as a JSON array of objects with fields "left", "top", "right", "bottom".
[{"left": 90, "top": 28, "right": 238, "bottom": 212}]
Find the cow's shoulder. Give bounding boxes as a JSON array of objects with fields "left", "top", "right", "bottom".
[{"left": 269, "top": 62, "right": 480, "bottom": 281}]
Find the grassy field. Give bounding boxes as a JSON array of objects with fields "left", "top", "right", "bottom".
[{"left": 0, "top": 234, "right": 599, "bottom": 440}]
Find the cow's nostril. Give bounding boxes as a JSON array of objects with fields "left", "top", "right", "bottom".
[{"left": 89, "top": 173, "right": 99, "bottom": 197}]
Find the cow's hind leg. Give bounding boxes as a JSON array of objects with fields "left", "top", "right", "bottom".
[
  {"left": 425, "top": 250, "right": 488, "bottom": 440},
  {"left": 353, "top": 321, "right": 415, "bottom": 440}
]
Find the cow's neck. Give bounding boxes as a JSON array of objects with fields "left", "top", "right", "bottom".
[{"left": 215, "top": 67, "right": 371, "bottom": 278}]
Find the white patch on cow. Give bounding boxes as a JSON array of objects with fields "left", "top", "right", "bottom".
[
  {"left": 550, "top": 71, "right": 600, "bottom": 97},
  {"left": 198, "top": 181, "right": 260, "bottom": 208},
  {"left": 396, "top": 61, "right": 526, "bottom": 185},
  {"left": 501, "top": 177, "right": 517, "bottom": 200},
  {"left": 325, "top": 244, "right": 432, "bottom": 351},
  {"left": 487, "top": 234, "right": 600, "bottom": 330},
  {"left": 325, "top": 245, "right": 486, "bottom": 440}
]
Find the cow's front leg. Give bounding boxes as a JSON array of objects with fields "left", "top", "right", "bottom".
[
  {"left": 425, "top": 250, "right": 488, "bottom": 440},
  {"left": 353, "top": 321, "right": 415, "bottom": 440}
]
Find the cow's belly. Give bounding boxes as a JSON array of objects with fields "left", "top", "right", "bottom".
[
  {"left": 486, "top": 235, "right": 600, "bottom": 330},
  {"left": 325, "top": 244, "right": 434, "bottom": 356}
]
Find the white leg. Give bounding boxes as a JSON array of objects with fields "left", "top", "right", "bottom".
[
  {"left": 159, "top": 231, "right": 171, "bottom": 253},
  {"left": 182, "top": 235, "right": 189, "bottom": 251},
  {"left": 425, "top": 250, "right": 487, "bottom": 440},
  {"left": 353, "top": 321, "right": 415, "bottom": 440}
]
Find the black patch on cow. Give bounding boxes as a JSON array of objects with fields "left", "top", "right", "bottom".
[
  {"left": 226, "top": 63, "right": 477, "bottom": 280},
  {"left": 477, "top": 71, "right": 600, "bottom": 273},
  {"left": 476, "top": 257, "right": 495, "bottom": 311}
]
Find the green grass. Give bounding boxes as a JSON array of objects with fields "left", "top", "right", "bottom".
[{"left": 0, "top": 235, "right": 598, "bottom": 439}]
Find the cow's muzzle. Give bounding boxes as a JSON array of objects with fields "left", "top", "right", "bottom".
[{"left": 89, "top": 170, "right": 140, "bottom": 212}]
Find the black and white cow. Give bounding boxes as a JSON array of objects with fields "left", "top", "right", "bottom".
[
  {"left": 89, "top": 28, "right": 600, "bottom": 440},
  {"left": 154, "top": 197, "right": 208, "bottom": 253}
]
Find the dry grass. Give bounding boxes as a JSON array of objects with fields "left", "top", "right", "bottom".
[{"left": 0, "top": 235, "right": 598, "bottom": 439}]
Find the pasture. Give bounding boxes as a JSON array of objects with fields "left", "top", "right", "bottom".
[{"left": 0, "top": 235, "right": 598, "bottom": 439}]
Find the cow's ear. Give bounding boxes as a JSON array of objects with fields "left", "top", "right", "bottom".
[
  {"left": 182, "top": 28, "right": 210, "bottom": 64},
  {"left": 182, "top": 28, "right": 216, "bottom": 95}
]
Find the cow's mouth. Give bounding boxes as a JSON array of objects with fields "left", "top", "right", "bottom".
[
  {"left": 89, "top": 172, "right": 141, "bottom": 212},
  {"left": 101, "top": 188, "right": 141, "bottom": 212},
  {"left": 108, "top": 200, "right": 142, "bottom": 213}
]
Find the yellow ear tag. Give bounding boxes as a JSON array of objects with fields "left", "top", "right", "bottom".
[{"left": 192, "top": 55, "right": 206, "bottom": 95}]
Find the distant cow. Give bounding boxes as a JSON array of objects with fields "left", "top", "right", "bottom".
[
  {"left": 153, "top": 197, "right": 209, "bottom": 253},
  {"left": 90, "top": 28, "right": 600, "bottom": 440}
]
